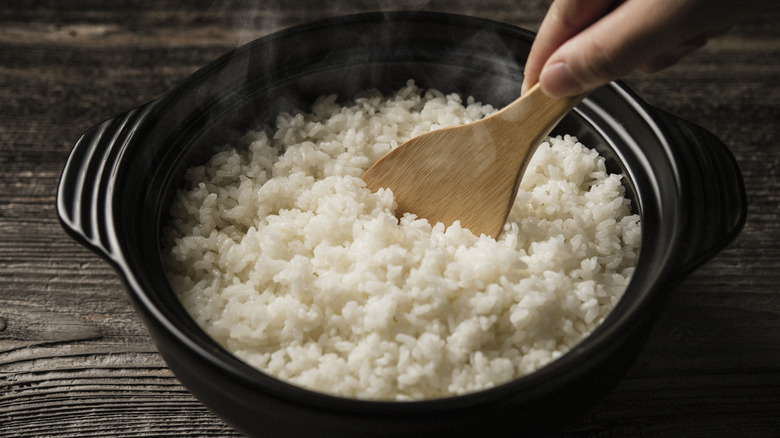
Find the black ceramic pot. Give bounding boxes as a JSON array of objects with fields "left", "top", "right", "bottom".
[{"left": 57, "top": 11, "right": 746, "bottom": 438}]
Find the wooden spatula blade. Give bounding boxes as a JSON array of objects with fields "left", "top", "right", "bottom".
[
  {"left": 361, "top": 84, "right": 586, "bottom": 239},
  {"left": 362, "top": 123, "right": 528, "bottom": 238}
]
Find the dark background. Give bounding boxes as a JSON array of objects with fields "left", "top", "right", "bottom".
[{"left": 1, "top": 1, "right": 779, "bottom": 436}]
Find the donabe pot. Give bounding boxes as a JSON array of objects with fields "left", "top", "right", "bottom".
[{"left": 57, "top": 12, "right": 746, "bottom": 438}]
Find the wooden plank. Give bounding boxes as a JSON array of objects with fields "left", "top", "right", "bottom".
[{"left": 1, "top": 1, "right": 779, "bottom": 436}]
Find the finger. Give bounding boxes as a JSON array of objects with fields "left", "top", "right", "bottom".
[
  {"left": 522, "top": 0, "right": 620, "bottom": 95},
  {"left": 535, "top": 0, "right": 771, "bottom": 97},
  {"left": 539, "top": 0, "right": 695, "bottom": 97}
]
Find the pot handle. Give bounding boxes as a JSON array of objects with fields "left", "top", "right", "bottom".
[
  {"left": 57, "top": 102, "right": 158, "bottom": 259},
  {"left": 650, "top": 107, "right": 747, "bottom": 274}
]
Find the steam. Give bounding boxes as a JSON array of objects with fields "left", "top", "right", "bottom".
[{"left": 209, "top": 0, "right": 508, "bottom": 47}]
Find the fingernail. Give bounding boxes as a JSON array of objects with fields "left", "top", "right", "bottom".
[{"left": 539, "top": 62, "right": 583, "bottom": 97}]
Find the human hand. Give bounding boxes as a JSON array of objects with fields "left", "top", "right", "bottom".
[{"left": 522, "top": 0, "right": 773, "bottom": 98}]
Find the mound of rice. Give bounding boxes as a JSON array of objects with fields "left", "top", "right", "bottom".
[{"left": 163, "top": 80, "right": 641, "bottom": 401}]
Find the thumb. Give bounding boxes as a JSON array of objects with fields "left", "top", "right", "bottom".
[{"left": 538, "top": 1, "right": 693, "bottom": 97}]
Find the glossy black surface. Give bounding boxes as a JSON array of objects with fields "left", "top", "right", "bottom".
[{"left": 57, "top": 12, "right": 746, "bottom": 438}]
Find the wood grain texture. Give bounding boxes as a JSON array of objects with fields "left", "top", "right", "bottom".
[
  {"left": 361, "top": 84, "right": 586, "bottom": 238},
  {"left": 1, "top": 1, "right": 779, "bottom": 437}
]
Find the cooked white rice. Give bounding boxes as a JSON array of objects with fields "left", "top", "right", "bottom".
[{"left": 163, "top": 80, "right": 641, "bottom": 401}]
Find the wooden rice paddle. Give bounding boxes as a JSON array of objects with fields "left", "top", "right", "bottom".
[{"left": 361, "top": 83, "right": 588, "bottom": 238}]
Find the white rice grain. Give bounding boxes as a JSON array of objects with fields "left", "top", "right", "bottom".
[{"left": 163, "top": 80, "right": 641, "bottom": 401}]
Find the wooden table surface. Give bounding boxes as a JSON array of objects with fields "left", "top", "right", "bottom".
[{"left": 2, "top": 1, "right": 779, "bottom": 436}]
